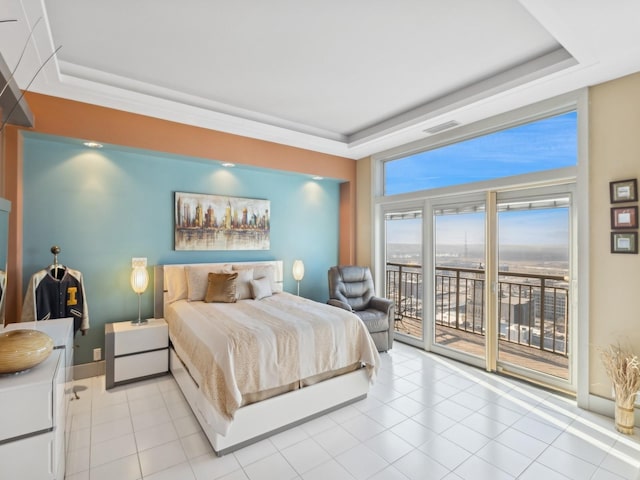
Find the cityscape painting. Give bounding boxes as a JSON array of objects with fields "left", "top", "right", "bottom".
[{"left": 174, "top": 192, "right": 270, "bottom": 251}]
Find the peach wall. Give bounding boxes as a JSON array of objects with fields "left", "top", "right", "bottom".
[
  {"left": 588, "top": 72, "right": 640, "bottom": 399},
  {"left": 2, "top": 92, "right": 356, "bottom": 322}
]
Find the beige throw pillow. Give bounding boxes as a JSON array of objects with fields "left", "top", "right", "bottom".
[{"left": 204, "top": 272, "right": 238, "bottom": 303}]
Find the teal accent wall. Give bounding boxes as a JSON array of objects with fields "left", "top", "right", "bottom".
[{"left": 22, "top": 134, "right": 340, "bottom": 364}]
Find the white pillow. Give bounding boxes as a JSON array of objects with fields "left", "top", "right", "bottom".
[
  {"left": 233, "top": 264, "right": 282, "bottom": 293},
  {"left": 235, "top": 268, "right": 254, "bottom": 300},
  {"left": 250, "top": 276, "right": 272, "bottom": 300},
  {"left": 186, "top": 264, "right": 231, "bottom": 301},
  {"left": 165, "top": 267, "right": 188, "bottom": 304}
]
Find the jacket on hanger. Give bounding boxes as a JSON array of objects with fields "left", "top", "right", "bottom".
[{"left": 21, "top": 267, "right": 89, "bottom": 334}]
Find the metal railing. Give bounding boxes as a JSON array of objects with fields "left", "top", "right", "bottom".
[{"left": 386, "top": 263, "right": 569, "bottom": 356}]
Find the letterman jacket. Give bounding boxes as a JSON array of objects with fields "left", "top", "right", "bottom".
[{"left": 22, "top": 267, "right": 90, "bottom": 334}]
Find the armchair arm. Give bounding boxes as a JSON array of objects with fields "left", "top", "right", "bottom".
[
  {"left": 370, "top": 296, "right": 394, "bottom": 314},
  {"left": 327, "top": 299, "right": 353, "bottom": 312}
]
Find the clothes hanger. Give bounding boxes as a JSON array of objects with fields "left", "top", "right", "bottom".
[{"left": 48, "top": 245, "right": 66, "bottom": 279}]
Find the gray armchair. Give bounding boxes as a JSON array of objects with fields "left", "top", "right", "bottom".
[{"left": 328, "top": 265, "right": 395, "bottom": 352}]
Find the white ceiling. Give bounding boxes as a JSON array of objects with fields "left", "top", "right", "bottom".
[{"left": 2, "top": 0, "right": 640, "bottom": 159}]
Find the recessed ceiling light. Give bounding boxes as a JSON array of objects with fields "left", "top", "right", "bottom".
[
  {"left": 312, "top": 176, "right": 323, "bottom": 180},
  {"left": 221, "top": 162, "right": 235, "bottom": 168},
  {"left": 83, "top": 141, "right": 103, "bottom": 148}
]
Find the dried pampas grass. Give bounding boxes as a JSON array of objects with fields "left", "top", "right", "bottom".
[{"left": 600, "top": 344, "right": 640, "bottom": 434}]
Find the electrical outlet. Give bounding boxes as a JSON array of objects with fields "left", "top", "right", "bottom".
[{"left": 93, "top": 348, "right": 101, "bottom": 361}]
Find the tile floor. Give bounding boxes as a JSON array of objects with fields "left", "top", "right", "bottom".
[{"left": 64, "top": 343, "right": 640, "bottom": 480}]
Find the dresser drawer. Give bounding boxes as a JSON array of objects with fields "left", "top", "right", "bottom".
[
  {"left": 114, "top": 349, "right": 168, "bottom": 382},
  {"left": 113, "top": 319, "right": 168, "bottom": 355}
]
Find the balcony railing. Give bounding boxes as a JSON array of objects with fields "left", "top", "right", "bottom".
[{"left": 386, "top": 262, "right": 569, "bottom": 356}]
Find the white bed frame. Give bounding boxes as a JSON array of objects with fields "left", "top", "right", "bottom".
[{"left": 153, "top": 261, "right": 370, "bottom": 455}]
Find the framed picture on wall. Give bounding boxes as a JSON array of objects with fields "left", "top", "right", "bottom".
[
  {"left": 610, "top": 206, "right": 638, "bottom": 229},
  {"left": 610, "top": 178, "right": 638, "bottom": 203},
  {"left": 611, "top": 231, "right": 638, "bottom": 254},
  {"left": 174, "top": 192, "right": 270, "bottom": 251}
]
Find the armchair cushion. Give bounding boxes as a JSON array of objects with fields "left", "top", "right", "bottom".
[{"left": 355, "top": 309, "right": 389, "bottom": 333}]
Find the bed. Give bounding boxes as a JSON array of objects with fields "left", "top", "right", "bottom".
[{"left": 153, "top": 260, "right": 379, "bottom": 455}]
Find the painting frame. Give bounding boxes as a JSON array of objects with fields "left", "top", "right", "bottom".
[
  {"left": 610, "top": 206, "right": 638, "bottom": 229},
  {"left": 610, "top": 231, "right": 638, "bottom": 254},
  {"left": 609, "top": 178, "right": 638, "bottom": 203},
  {"left": 174, "top": 191, "right": 270, "bottom": 251}
]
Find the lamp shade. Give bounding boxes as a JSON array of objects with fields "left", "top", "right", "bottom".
[
  {"left": 292, "top": 260, "right": 305, "bottom": 281},
  {"left": 130, "top": 266, "right": 149, "bottom": 294}
]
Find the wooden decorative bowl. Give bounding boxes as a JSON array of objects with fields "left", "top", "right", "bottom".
[{"left": 0, "top": 329, "right": 54, "bottom": 374}]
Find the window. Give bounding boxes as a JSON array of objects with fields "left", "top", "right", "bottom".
[{"left": 384, "top": 111, "right": 577, "bottom": 195}]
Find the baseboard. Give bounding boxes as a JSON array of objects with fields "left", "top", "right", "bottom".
[
  {"left": 587, "top": 393, "right": 640, "bottom": 427},
  {"left": 73, "top": 360, "right": 105, "bottom": 380}
]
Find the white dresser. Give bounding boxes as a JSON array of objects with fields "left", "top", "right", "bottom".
[{"left": 0, "top": 318, "right": 73, "bottom": 479}]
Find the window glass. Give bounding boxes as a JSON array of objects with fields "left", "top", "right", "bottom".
[{"left": 384, "top": 111, "right": 577, "bottom": 196}]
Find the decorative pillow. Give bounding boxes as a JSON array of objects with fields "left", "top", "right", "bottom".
[
  {"left": 186, "top": 264, "right": 231, "bottom": 301},
  {"left": 235, "top": 268, "right": 254, "bottom": 300},
  {"left": 165, "top": 268, "right": 188, "bottom": 304},
  {"left": 233, "top": 264, "right": 282, "bottom": 293},
  {"left": 250, "top": 276, "right": 272, "bottom": 300},
  {"left": 204, "top": 272, "right": 238, "bottom": 303}
]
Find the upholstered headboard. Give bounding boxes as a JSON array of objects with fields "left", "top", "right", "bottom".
[{"left": 153, "top": 260, "right": 284, "bottom": 318}]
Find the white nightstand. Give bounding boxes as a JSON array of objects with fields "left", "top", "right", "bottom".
[{"left": 105, "top": 318, "right": 168, "bottom": 389}]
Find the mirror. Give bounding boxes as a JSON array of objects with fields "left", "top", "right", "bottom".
[{"left": 0, "top": 198, "right": 10, "bottom": 327}]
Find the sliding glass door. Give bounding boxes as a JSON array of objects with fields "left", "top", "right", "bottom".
[
  {"left": 426, "top": 187, "right": 574, "bottom": 389},
  {"left": 384, "top": 208, "right": 423, "bottom": 346},
  {"left": 430, "top": 197, "right": 487, "bottom": 368},
  {"left": 496, "top": 191, "right": 572, "bottom": 382}
]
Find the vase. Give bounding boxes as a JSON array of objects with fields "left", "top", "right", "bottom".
[{"left": 614, "top": 398, "right": 635, "bottom": 435}]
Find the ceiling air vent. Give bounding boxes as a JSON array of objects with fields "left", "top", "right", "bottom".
[{"left": 423, "top": 120, "right": 460, "bottom": 135}]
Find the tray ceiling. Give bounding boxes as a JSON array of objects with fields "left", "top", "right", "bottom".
[{"left": 2, "top": 1, "right": 640, "bottom": 159}]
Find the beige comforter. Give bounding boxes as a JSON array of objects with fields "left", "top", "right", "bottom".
[{"left": 166, "top": 292, "right": 379, "bottom": 435}]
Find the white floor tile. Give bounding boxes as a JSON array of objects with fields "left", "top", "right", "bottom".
[
  {"left": 91, "top": 401, "right": 131, "bottom": 426},
  {"left": 440, "top": 423, "right": 491, "bottom": 454},
  {"left": 91, "top": 416, "right": 134, "bottom": 444},
  {"left": 301, "top": 459, "right": 356, "bottom": 480},
  {"left": 190, "top": 452, "right": 241, "bottom": 480},
  {"left": 367, "top": 465, "right": 411, "bottom": 480},
  {"left": 62, "top": 346, "right": 640, "bottom": 480},
  {"left": 335, "top": 444, "right": 389, "bottom": 480},
  {"left": 233, "top": 439, "right": 278, "bottom": 467},
  {"left": 280, "top": 438, "right": 331, "bottom": 474},
  {"left": 135, "top": 421, "right": 179, "bottom": 452},
  {"left": 365, "top": 430, "right": 414, "bottom": 463},
  {"left": 242, "top": 452, "right": 299, "bottom": 480},
  {"left": 393, "top": 449, "right": 450, "bottom": 480},
  {"left": 453, "top": 455, "right": 514, "bottom": 480},
  {"left": 88, "top": 453, "right": 141, "bottom": 480},
  {"left": 90, "top": 433, "right": 138, "bottom": 468},
  {"left": 143, "top": 461, "right": 196, "bottom": 480},
  {"left": 342, "top": 413, "right": 387, "bottom": 441},
  {"left": 138, "top": 439, "right": 188, "bottom": 477},
  {"left": 537, "top": 445, "right": 598, "bottom": 480},
  {"left": 474, "top": 440, "right": 532, "bottom": 477},
  {"left": 314, "top": 425, "right": 360, "bottom": 457},
  {"left": 181, "top": 430, "right": 215, "bottom": 459},
  {"left": 419, "top": 436, "right": 473, "bottom": 471},
  {"left": 389, "top": 418, "right": 437, "bottom": 447}
]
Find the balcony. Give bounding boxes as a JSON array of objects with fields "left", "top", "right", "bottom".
[{"left": 386, "top": 262, "right": 569, "bottom": 379}]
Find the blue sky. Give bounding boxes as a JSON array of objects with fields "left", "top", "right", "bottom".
[
  {"left": 385, "top": 111, "right": 577, "bottom": 196},
  {"left": 385, "top": 111, "right": 576, "bottom": 247}
]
